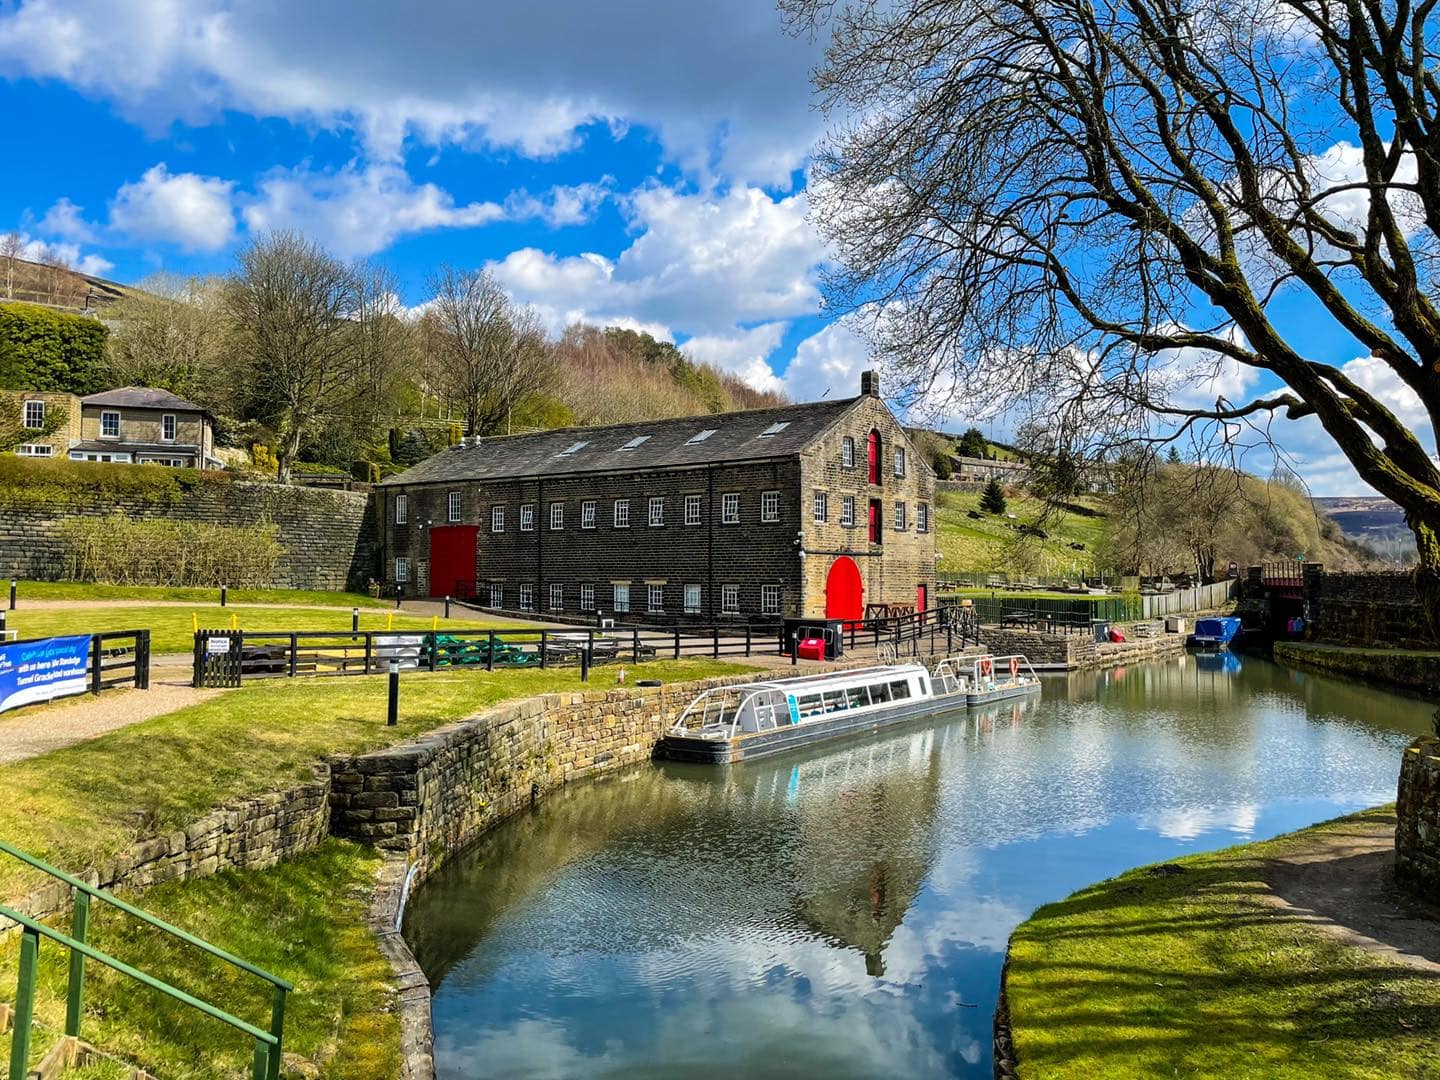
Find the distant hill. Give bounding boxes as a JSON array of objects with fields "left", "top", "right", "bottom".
[
  {"left": 0, "top": 255, "right": 137, "bottom": 314},
  {"left": 1313, "top": 496, "right": 1415, "bottom": 561}
]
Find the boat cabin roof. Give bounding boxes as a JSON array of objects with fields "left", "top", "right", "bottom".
[{"left": 700, "top": 664, "right": 928, "bottom": 697}]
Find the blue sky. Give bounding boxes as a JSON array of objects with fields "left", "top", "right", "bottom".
[{"left": 0, "top": 0, "right": 1424, "bottom": 495}]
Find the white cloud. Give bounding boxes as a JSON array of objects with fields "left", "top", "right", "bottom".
[
  {"left": 503, "top": 181, "right": 612, "bottom": 228},
  {"left": 681, "top": 322, "right": 788, "bottom": 392},
  {"left": 108, "top": 164, "right": 236, "bottom": 251},
  {"left": 37, "top": 197, "right": 97, "bottom": 243},
  {"left": 10, "top": 231, "right": 113, "bottom": 277},
  {"left": 782, "top": 320, "right": 874, "bottom": 402}
]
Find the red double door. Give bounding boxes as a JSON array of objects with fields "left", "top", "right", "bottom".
[{"left": 427, "top": 526, "right": 478, "bottom": 599}]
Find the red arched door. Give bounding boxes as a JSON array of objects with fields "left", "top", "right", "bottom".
[
  {"left": 867, "top": 429, "right": 881, "bottom": 484},
  {"left": 825, "top": 556, "right": 864, "bottom": 621}
]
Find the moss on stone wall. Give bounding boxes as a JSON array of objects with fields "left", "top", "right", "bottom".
[{"left": 1274, "top": 641, "right": 1440, "bottom": 700}]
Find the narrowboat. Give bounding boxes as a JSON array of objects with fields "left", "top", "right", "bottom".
[
  {"left": 657, "top": 655, "right": 1041, "bottom": 764},
  {"left": 1188, "top": 616, "right": 1242, "bottom": 650}
]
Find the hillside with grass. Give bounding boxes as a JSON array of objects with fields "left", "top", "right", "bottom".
[{"left": 935, "top": 488, "right": 1109, "bottom": 580}]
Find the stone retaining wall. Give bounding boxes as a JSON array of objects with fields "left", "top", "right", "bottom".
[
  {"left": 1306, "top": 570, "right": 1434, "bottom": 649},
  {"left": 1274, "top": 642, "right": 1440, "bottom": 699},
  {"left": 979, "top": 628, "right": 1097, "bottom": 669},
  {"left": 1397, "top": 736, "right": 1440, "bottom": 902}
]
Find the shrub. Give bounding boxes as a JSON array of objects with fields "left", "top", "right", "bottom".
[
  {"left": 57, "top": 514, "right": 283, "bottom": 587},
  {"left": 0, "top": 455, "right": 191, "bottom": 508},
  {"left": 0, "top": 302, "right": 107, "bottom": 394}
]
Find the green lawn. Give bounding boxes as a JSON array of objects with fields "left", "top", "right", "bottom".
[
  {"left": 1006, "top": 807, "right": 1440, "bottom": 1079},
  {"left": 8, "top": 604, "right": 513, "bottom": 654},
  {"left": 14, "top": 582, "right": 391, "bottom": 608},
  {"left": 935, "top": 490, "right": 1109, "bottom": 576}
]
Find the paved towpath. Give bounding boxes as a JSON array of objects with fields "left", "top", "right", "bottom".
[{"left": 0, "top": 681, "right": 218, "bottom": 766}]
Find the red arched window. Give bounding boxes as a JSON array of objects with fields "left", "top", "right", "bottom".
[{"left": 867, "top": 429, "right": 880, "bottom": 485}]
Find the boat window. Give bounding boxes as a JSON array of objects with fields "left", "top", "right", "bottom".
[
  {"left": 846, "top": 685, "right": 871, "bottom": 709},
  {"left": 869, "top": 682, "right": 892, "bottom": 703},
  {"left": 889, "top": 680, "right": 912, "bottom": 700},
  {"left": 795, "top": 693, "right": 824, "bottom": 719},
  {"left": 822, "top": 690, "right": 848, "bottom": 712},
  {"left": 919, "top": 677, "right": 928, "bottom": 695}
]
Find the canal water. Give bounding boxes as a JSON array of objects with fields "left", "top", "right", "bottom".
[{"left": 403, "top": 655, "right": 1432, "bottom": 1078}]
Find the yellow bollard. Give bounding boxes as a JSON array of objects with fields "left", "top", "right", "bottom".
[
  {"left": 387, "top": 612, "right": 394, "bottom": 631},
  {"left": 229, "top": 612, "right": 238, "bottom": 631},
  {"left": 432, "top": 615, "right": 438, "bottom": 630},
  {"left": 192, "top": 611, "right": 198, "bottom": 633}
]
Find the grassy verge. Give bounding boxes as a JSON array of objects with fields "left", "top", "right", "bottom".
[
  {"left": 16, "top": 582, "right": 391, "bottom": 608},
  {"left": 2, "top": 841, "right": 398, "bottom": 1080},
  {"left": 0, "top": 658, "right": 753, "bottom": 900},
  {"left": 935, "top": 490, "right": 1108, "bottom": 575},
  {"left": 7, "top": 605, "right": 513, "bottom": 654},
  {"left": 1006, "top": 807, "right": 1440, "bottom": 1079}
]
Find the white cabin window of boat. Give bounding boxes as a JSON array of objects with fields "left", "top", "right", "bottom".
[
  {"left": 794, "top": 693, "right": 825, "bottom": 719},
  {"left": 889, "top": 679, "right": 912, "bottom": 699}
]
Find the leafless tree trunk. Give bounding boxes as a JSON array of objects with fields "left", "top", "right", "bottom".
[
  {"left": 0, "top": 233, "right": 22, "bottom": 300},
  {"left": 106, "top": 274, "right": 229, "bottom": 399}
]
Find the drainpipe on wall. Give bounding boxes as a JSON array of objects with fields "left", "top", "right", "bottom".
[{"left": 707, "top": 465, "right": 715, "bottom": 622}]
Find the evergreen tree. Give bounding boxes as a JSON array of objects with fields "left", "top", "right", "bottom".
[
  {"left": 980, "top": 477, "right": 1007, "bottom": 514},
  {"left": 1166, "top": 446, "right": 1183, "bottom": 465},
  {"left": 957, "top": 426, "right": 987, "bottom": 458}
]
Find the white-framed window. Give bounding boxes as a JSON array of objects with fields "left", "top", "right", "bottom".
[
  {"left": 22, "top": 400, "right": 44, "bottom": 429},
  {"left": 550, "top": 502, "right": 564, "bottom": 530},
  {"left": 895, "top": 501, "right": 907, "bottom": 530},
  {"left": 722, "top": 493, "right": 740, "bottom": 523},
  {"left": 394, "top": 557, "right": 409, "bottom": 584},
  {"left": 16, "top": 443, "right": 52, "bottom": 457},
  {"left": 722, "top": 584, "right": 740, "bottom": 614},
  {"left": 520, "top": 504, "right": 535, "bottom": 532},
  {"left": 761, "top": 584, "right": 781, "bottom": 615},
  {"left": 648, "top": 584, "right": 665, "bottom": 613},
  {"left": 519, "top": 584, "right": 534, "bottom": 611},
  {"left": 580, "top": 583, "right": 596, "bottom": 611},
  {"left": 491, "top": 505, "right": 505, "bottom": 533},
  {"left": 550, "top": 583, "right": 564, "bottom": 611},
  {"left": 684, "top": 494, "right": 702, "bottom": 526},
  {"left": 841, "top": 496, "right": 855, "bottom": 526},
  {"left": 581, "top": 500, "right": 596, "bottom": 529},
  {"left": 142, "top": 456, "right": 187, "bottom": 468},
  {"left": 161, "top": 413, "right": 176, "bottom": 441},
  {"left": 613, "top": 582, "right": 630, "bottom": 613},
  {"left": 614, "top": 499, "right": 630, "bottom": 528},
  {"left": 70, "top": 451, "right": 131, "bottom": 462},
  {"left": 491, "top": 583, "right": 505, "bottom": 609},
  {"left": 100, "top": 411, "right": 120, "bottom": 438},
  {"left": 812, "top": 491, "right": 828, "bottom": 523},
  {"left": 894, "top": 447, "right": 906, "bottom": 477},
  {"left": 648, "top": 497, "right": 665, "bottom": 527},
  {"left": 841, "top": 436, "right": 854, "bottom": 468},
  {"left": 395, "top": 494, "right": 408, "bottom": 524},
  {"left": 918, "top": 502, "right": 929, "bottom": 533},
  {"left": 447, "top": 491, "right": 461, "bottom": 522},
  {"left": 684, "top": 584, "right": 702, "bottom": 614},
  {"left": 761, "top": 491, "right": 779, "bottom": 523}
]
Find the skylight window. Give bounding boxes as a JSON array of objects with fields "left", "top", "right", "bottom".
[
  {"left": 686, "top": 429, "right": 717, "bottom": 445},
  {"left": 559, "top": 440, "right": 590, "bottom": 456},
  {"left": 758, "top": 422, "right": 791, "bottom": 437},
  {"left": 619, "top": 435, "right": 651, "bottom": 451}
]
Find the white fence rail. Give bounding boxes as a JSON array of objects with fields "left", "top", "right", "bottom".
[{"left": 1139, "top": 579, "right": 1236, "bottom": 618}]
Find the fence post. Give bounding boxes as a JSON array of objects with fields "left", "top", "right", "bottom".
[
  {"left": 632, "top": 627, "right": 640, "bottom": 663},
  {"left": 64, "top": 890, "right": 89, "bottom": 1038},
  {"left": 540, "top": 631, "right": 548, "bottom": 669},
  {"left": 288, "top": 634, "right": 298, "bottom": 678},
  {"left": 580, "top": 644, "right": 590, "bottom": 682},
  {"left": 426, "top": 631, "right": 437, "bottom": 672},
  {"left": 193, "top": 631, "right": 203, "bottom": 688},
  {"left": 387, "top": 662, "right": 399, "bottom": 727},
  {"left": 744, "top": 624, "right": 751, "bottom": 657},
  {"left": 486, "top": 632, "right": 495, "bottom": 672},
  {"left": 10, "top": 925, "right": 38, "bottom": 1080},
  {"left": 89, "top": 635, "right": 102, "bottom": 696},
  {"left": 363, "top": 633, "right": 373, "bottom": 676},
  {"left": 136, "top": 630, "right": 150, "bottom": 690},
  {"left": 220, "top": 585, "right": 228, "bottom": 607},
  {"left": 251, "top": 1040, "right": 270, "bottom": 1080},
  {"left": 674, "top": 627, "right": 681, "bottom": 661},
  {"left": 8, "top": 578, "right": 15, "bottom": 611},
  {"left": 352, "top": 608, "right": 359, "bottom": 639},
  {"left": 266, "top": 986, "right": 286, "bottom": 1080},
  {"left": 445, "top": 595, "right": 451, "bottom": 619},
  {"left": 712, "top": 627, "right": 719, "bottom": 659}
]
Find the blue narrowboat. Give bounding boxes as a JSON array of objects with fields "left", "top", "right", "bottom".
[{"left": 1189, "top": 616, "right": 1242, "bottom": 649}]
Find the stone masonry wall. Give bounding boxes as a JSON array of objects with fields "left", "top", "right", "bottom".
[
  {"left": 1306, "top": 570, "right": 1434, "bottom": 649},
  {"left": 1396, "top": 736, "right": 1440, "bottom": 903},
  {"left": 980, "top": 627, "right": 1098, "bottom": 669},
  {"left": 0, "top": 480, "right": 376, "bottom": 591}
]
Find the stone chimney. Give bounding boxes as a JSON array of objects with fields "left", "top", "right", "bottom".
[{"left": 860, "top": 369, "right": 880, "bottom": 397}]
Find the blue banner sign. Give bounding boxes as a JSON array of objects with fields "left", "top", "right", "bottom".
[{"left": 0, "top": 635, "right": 91, "bottom": 714}]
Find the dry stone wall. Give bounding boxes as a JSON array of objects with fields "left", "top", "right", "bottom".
[
  {"left": 1305, "top": 570, "right": 1434, "bottom": 649},
  {"left": 1397, "top": 736, "right": 1440, "bottom": 902}
]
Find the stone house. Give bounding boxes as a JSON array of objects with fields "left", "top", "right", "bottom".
[
  {"left": 379, "top": 371, "right": 937, "bottom": 622},
  {"left": 7, "top": 386, "right": 217, "bottom": 468}
]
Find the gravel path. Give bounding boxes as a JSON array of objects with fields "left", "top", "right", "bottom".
[{"left": 0, "top": 682, "right": 218, "bottom": 765}]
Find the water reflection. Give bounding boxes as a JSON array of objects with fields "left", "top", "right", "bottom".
[{"left": 405, "top": 657, "right": 1431, "bottom": 1079}]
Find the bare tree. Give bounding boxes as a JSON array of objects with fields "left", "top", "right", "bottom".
[
  {"left": 225, "top": 232, "right": 362, "bottom": 483},
  {"left": 423, "top": 266, "right": 552, "bottom": 436},
  {"left": 106, "top": 274, "right": 229, "bottom": 399},
  {"left": 787, "top": 0, "right": 1440, "bottom": 629},
  {"left": 348, "top": 261, "right": 418, "bottom": 433},
  {"left": 0, "top": 233, "right": 22, "bottom": 300}
]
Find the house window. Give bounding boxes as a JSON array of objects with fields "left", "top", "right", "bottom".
[
  {"left": 550, "top": 583, "right": 564, "bottom": 611},
  {"left": 581, "top": 500, "right": 596, "bottom": 529},
  {"left": 648, "top": 584, "right": 665, "bottom": 613},
  {"left": 684, "top": 494, "right": 702, "bottom": 526},
  {"left": 918, "top": 502, "right": 929, "bottom": 533},
  {"left": 895, "top": 501, "right": 907, "bottom": 530},
  {"left": 22, "top": 400, "right": 44, "bottom": 429},
  {"left": 100, "top": 411, "right": 120, "bottom": 438},
  {"left": 580, "top": 583, "right": 596, "bottom": 612},
  {"left": 761, "top": 491, "right": 779, "bottom": 523},
  {"left": 519, "top": 584, "right": 534, "bottom": 611},
  {"left": 894, "top": 447, "right": 906, "bottom": 477},
  {"left": 491, "top": 506, "right": 505, "bottom": 533},
  {"left": 520, "top": 504, "right": 535, "bottom": 532},
  {"left": 869, "top": 499, "right": 882, "bottom": 543},
  {"left": 161, "top": 414, "right": 177, "bottom": 442},
  {"left": 722, "top": 493, "right": 740, "bottom": 524},
  {"left": 613, "top": 583, "right": 630, "bottom": 613},
  {"left": 614, "top": 499, "right": 630, "bottom": 528},
  {"left": 648, "top": 497, "right": 665, "bottom": 527},
  {"left": 492, "top": 583, "right": 506, "bottom": 610},
  {"left": 841, "top": 496, "right": 855, "bottom": 526},
  {"left": 395, "top": 494, "right": 408, "bottom": 524},
  {"left": 16, "top": 444, "right": 52, "bottom": 457},
  {"left": 761, "top": 584, "right": 781, "bottom": 615},
  {"left": 867, "top": 429, "right": 880, "bottom": 484},
  {"left": 394, "top": 558, "right": 409, "bottom": 584},
  {"left": 722, "top": 584, "right": 740, "bottom": 614},
  {"left": 812, "top": 491, "right": 828, "bottom": 523},
  {"left": 447, "top": 491, "right": 461, "bottom": 522},
  {"left": 684, "top": 584, "right": 702, "bottom": 614},
  {"left": 841, "top": 436, "right": 854, "bottom": 468},
  {"left": 550, "top": 502, "right": 564, "bottom": 530}
]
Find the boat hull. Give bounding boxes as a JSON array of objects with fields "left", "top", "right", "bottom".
[{"left": 966, "top": 681, "right": 1043, "bottom": 708}]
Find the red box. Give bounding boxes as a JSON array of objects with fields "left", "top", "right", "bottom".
[{"left": 796, "top": 637, "right": 826, "bottom": 661}]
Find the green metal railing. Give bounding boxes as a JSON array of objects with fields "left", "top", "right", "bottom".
[{"left": 0, "top": 841, "right": 291, "bottom": 1080}]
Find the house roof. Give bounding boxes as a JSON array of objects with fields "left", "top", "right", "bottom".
[
  {"left": 81, "top": 387, "right": 206, "bottom": 413},
  {"left": 69, "top": 441, "right": 200, "bottom": 455},
  {"left": 382, "top": 398, "right": 862, "bottom": 486}
]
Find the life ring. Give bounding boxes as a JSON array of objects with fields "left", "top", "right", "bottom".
[
  {"left": 979, "top": 657, "right": 993, "bottom": 678},
  {"left": 1009, "top": 657, "right": 1020, "bottom": 677}
]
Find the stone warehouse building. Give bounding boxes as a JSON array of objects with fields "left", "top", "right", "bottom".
[{"left": 379, "top": 371, "right": 936, "bottom": 622}]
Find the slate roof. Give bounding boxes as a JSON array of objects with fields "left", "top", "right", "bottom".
[
  {"left": 70, "top": 441, "right": 201, "bottom": 454},
  {"left": 81, "top": 387, "right": 206, "bottom": 412},
  {"left": 383, "top": 398, "right": 862, "bottom": 486}
]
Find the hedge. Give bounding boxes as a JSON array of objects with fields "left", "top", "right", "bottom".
[
  {"left": 0, "top": 302, "right": 108, "bottom": 394},
  {"left": 0, "top": 454, "right": 232, "bottom": 509},
  {"left": 57, "top": 513, "right": 283, "bottom": 587}
]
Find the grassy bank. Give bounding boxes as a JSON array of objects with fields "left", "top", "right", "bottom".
[
  {"left": 935, "top": 490, "right": 1108, "bottom": 575},
  {"left": 15, "top": 581, "right": 391, "bottom": 608},
  {"left": 1005, "top": 807, "right": 1440, "bottom": 1079}
]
